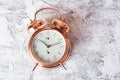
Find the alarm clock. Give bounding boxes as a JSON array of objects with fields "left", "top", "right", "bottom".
[{"left": 27, "top": 8, "right": 71, "bottom": 70}]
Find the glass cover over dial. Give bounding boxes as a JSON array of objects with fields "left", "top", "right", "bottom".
[{"left": 32, "top": 30, "right": 66, "bottom": 63}]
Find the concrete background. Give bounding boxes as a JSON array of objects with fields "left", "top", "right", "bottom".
[{"left": 0, "top": 0, "right": 120, "bottom": 80}]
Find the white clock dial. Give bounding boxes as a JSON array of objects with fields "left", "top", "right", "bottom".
[{"left": 32, "top": 30, "right": 66, "bottom": 63}]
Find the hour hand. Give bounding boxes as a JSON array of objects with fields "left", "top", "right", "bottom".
[{"left": 39, "top": 39, "right": 48, "bottom": 47}]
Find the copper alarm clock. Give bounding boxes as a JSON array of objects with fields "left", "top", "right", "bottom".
[{"left": 27, "top": 8, "right": 71, "bottom": 71}]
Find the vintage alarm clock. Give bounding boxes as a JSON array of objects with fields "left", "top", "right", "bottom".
[{"left": 27, "top": 8, "right": 71, "bottom": 71}]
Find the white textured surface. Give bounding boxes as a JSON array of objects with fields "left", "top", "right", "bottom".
[{"left": 0, "top": 0, "right": 120, "bottom": 80}]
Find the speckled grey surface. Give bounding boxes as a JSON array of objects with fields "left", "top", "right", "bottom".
[{"left": 0, "top": 0, "right": 120, "bottom": 80}]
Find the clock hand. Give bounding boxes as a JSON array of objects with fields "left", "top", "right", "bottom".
[
  {"left": 48, "top": 42, "right": 62, "bottom": 48},
  {"left": 39, "top": 39, "right": 48, "bottom": 47}
]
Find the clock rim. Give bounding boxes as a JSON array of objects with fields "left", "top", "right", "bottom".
[{"left": 28, "top": 26, "right": 71, "bottom": 68}]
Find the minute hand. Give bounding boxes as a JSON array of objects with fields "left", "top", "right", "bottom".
[{"left": 48, "top": 42, "right": 62, "bottom": 48}]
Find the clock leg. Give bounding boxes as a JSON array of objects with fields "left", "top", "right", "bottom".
[
  {"left": 60, "top": 63, "right": 67, "bottom": 70},
  {"left": 32, "top": 63, "right": 38, "bottom": 71}
]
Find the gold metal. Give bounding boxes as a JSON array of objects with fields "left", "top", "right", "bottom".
[
  {"left": 27, "top": 7, "right": 71, "bottom": 69},
  {"left": 27, "top": 20, "right": 44, "bottom": 32},
  {"left": 52, "top": 19, "right": 69, "bottom": 32},
  {"left": 34, "top": 7, "right": 62, "bottom": 21},
  {"left": 28, "top": 27, "right": 71, "bottom": 68},
  {"left": 27, "top": 7, "right": 69, "bottom": 33}
]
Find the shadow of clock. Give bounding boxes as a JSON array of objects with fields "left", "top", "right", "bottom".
[
  {"left": 29, "top": 71, "right": 34, "bottom": 80},
  {"left": 62, "top": 10, "right": 84, "bottom": 56}
]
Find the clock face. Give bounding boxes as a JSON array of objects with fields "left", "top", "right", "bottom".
[{"left": 32, "top": 30, "right": 66, "bottom": 63}]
